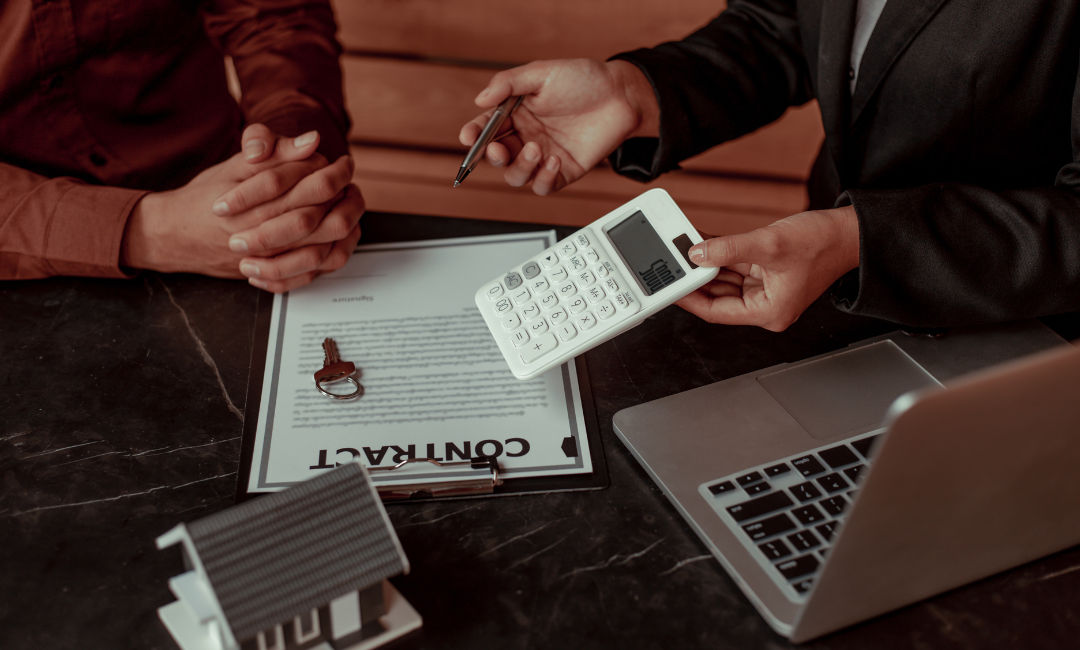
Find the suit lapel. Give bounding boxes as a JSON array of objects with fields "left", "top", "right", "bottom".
[
  {"left": 815, "top": 0, "right": 857, "bottom": 175},
  {"left": 850, "top": 0, "right": 950, "bottom": 124}
]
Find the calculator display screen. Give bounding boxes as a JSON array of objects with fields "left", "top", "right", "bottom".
[{"left": 606, "top": 210, "right": 686, "bottom": 296}]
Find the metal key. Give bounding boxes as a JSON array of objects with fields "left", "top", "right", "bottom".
[{"left": 314, "top": 337, "right": 355, "bottom": 383}]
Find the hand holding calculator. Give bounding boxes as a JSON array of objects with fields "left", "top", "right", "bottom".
[{"left": 475, "top": 189, "right": 719, "bottom": 379}]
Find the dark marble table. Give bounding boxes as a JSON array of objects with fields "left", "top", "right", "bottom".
[{"left": 2, "top": 212, "right": 1079, "bottom": 650}]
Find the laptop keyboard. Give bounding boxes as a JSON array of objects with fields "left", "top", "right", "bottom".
[{"left": 699, "top": 430, "right": 883, "bottom": 600}]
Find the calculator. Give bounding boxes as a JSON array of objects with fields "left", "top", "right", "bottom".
[{"left": 475, "top": 189, "right": 720, "bottom": 380}]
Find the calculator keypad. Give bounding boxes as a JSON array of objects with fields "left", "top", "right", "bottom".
[{"left": 481, "top": 234, "right": 641, "bottom": 367}]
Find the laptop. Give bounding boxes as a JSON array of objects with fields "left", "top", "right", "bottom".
[{"left": 612, "top": 321, "right": 1080, "bottom": 642}]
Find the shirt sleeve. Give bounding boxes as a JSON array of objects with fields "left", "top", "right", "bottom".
[
  {"left": 201, "top": 0, "right": 352, "bottom": 161},
  {"left": 0, "top": 161, "right": 146, "bottom": 279},
  {"left": 608, "top": 0, "right": 812, "bottom": 181}
]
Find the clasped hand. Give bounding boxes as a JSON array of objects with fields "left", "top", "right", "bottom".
[{"left": 122, "top": 123, "right": 364, "bottom": 293}]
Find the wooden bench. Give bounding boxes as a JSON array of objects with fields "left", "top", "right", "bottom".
[{"left": 333, "top": 0, "right": 823, "bottom": 235}]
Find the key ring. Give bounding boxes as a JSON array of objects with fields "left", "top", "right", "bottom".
[{"left": 316, "top": 374, "right": 364, "bottom": 400}]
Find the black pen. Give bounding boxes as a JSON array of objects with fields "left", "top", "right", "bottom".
[{"left": 453, "top": 95, "right": 523, "bottom": 188}]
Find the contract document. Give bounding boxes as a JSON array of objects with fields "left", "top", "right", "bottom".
[{"left": 244, "top": 232, "right": 595, "bottom": 495}]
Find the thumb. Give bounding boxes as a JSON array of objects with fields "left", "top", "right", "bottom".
[
  {"left": 688, "top": 231, "right": 771, "bottom": 268},
  {"left": 475, "top": 61, "right": 550, "bottom": 108}
]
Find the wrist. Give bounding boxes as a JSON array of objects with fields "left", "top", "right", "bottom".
[
  {"left": 827, "top": 204, "right": 861, "bottom": 273},
  {"left": 606, "top": 59, "right": 660, "bottom": 139},
  {"left": 121, "top": 192, "right": 173, "bottom": 272}
]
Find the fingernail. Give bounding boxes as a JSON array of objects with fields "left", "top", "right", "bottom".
[
  {"left": 475, "top": 87, "right": 491, "bottom": 103},
  {"left": 212, "top": 200, "right": 230, "bottom": 215},
  {"left": 524, "top": 144, "right": 540, "bottom": 162},
  {"left": 294, "top": 131, "right": 318, "bottom": 148},
  {"left": 229, "top": 237, "right": 248, "bottom": 253},
  {"left": 248, "top": 277, "right": 268, "bottom": 290},
  {"left": 689, "top": 245, "right": 704, "bottom": 263},
  {"left": 243, "top": 139, "right": 266, "bottom": 160},
  {"left": 240, "top": 262, "right": 260, "bottom": 277},
  {"left": 546, "top": 155, "right": 559, "bottom": 171}
]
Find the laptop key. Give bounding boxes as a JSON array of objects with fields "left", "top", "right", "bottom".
[
  {"left": 777, "top": 554, "right": 820, "bottom": 579},
  {"left": 818, "top": 444, "right": 860, "bottom": 468},
  {"left": 792, "top": 577, "right": 814, "bottom": 593},
  {"left": 758, "top": 539, "right": 792, "bottom": 560},
  {"left": 792, "top": 455, "right": 826, "bottom": 477},
  {"left": 816, "top": 472, "right": 850, "bottom": 493},
  {"left": 820, "top": 495, "right": 848, "bottom": 516},
  {"left": 843, "top": 465, "right": 865, "bottom": 483},
  {"left": 790, "top": 481, "right": 822, "bottom": 502},
  {"left": 744, "top": 481, "right": 771, "bottom": 495},
  {"left": 727, "top": 491, "right": 794, "bottom": 522},
  {"left": 707, "top": 480, "right": 736, "bottom": 496},
  {"left": 792, "top": 504, "right": 826, "bottom": 526},
  {"left": 816, "top": 521, "right": 838, "bottom": 541},
  {"left": 764, "top": 462, "right": 791, "bottom": 477},
  {"left": 851, "top": 435, "right": 881, "bottom": 459},
  {"left": 736, "top": 471, "right": 764, "bottom": 486},
  {"left": 786, "top": 529, "right": 820, "bottom": 551},
  {"left": 742, "top": 513, "right": 796, "bottom": 541}
]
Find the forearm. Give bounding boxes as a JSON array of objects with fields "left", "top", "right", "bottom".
[
  {"left": 0, "top": 163, "right": 145, "bottom": 279},
  {"left": 834, "top": 183, "right": 1080, "bottom": 327}
]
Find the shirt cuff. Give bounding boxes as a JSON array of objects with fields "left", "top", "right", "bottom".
[{"left": 45, "top": 182, "right": 147, "bottom": 278}]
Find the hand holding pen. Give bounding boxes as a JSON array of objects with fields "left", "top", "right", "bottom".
[{"left": 455, "top": 59, "right": 654, "bottom": 195}]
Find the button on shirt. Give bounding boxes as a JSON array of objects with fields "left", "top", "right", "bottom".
[{"left": 0, "top": 0, "right": 349, "bottom": 279}]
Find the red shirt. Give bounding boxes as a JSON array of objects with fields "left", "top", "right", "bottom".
[{"left": 0, "top": 0, "right": 349, "bottom": 279}]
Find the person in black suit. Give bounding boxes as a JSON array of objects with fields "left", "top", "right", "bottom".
[{"left": 459, "top": 0, "right": 1080, "bottom": 331}]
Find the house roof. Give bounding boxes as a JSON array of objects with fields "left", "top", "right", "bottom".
[{"left": 185, "top": 463, "right": 407, "bottom": 642}]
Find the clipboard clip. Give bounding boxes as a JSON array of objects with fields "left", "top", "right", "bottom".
[{"left": 369, "top": 457, "right": 503, "bottom": 501}]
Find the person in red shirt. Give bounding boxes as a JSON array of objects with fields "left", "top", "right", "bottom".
[{"left": 0, "top": 0, "right": 363, "bottom": 293}]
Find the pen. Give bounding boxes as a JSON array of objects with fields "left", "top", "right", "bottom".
[{"left": 453, "top": 95, "right": 523, "bottom": 188}]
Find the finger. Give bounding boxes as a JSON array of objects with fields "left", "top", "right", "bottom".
[
  {"left": 248, "top": 271, "right": 318, "bottom": 294},
  {"left": 316, "top": 223, "right": 363, "bottom": 274},
  {"left": 532, "top": 155, "right": 562, "bottom": 196},
  {"left": 268, "top": 155, "right": 354, "bottom": 216},
  {"left": 688, "top": 230, "right": 777, "bottom": 268},
  {"left": 504, "top": 141, "right": 543, "bottom": 187},
  {"left": 229, "top": 205, "right": 327, "bottom": 255},
  {"left": 212, "top": 157, "right": 328, "bottom": 216},
  {"left": 278, "top": 184, "right": 365, "bottom": 250},
  {"left": 474, "top": 62, "right": 550, "bottom": 108},
  {"left": 239, "top": 242, "right": 334, "bottom": 284},
  {"left": 676, "top": 291, "right": 757, "bottom": 326},
  {"left": 241, "top": 123, "right": 274, "bottom": 163}
]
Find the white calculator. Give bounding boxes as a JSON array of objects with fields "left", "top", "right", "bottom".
[{"left": 475, "top": 188, "right": 719, "bottom": 380}]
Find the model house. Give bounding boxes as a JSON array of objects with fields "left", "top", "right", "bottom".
[{"left": 156, "top": 463, "right": 419, "bottom": 650}]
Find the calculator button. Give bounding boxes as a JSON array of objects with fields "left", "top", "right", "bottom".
[
  {"left": 568, "top": 255, "right": 587, "bottom": 271},
  {"left": 500, "top": 313, "right": 521, "bottom": 330},
  {"left": 511, "top": 287, "right": 531, "bottom": 303},
  {"left": 530, "top": 277, "right": 550, "bottom": 293},
  {"left": 557, "top": 280, "right": 577, "bottom": 298},
  {"left": 504, "top": 272, "right": 523, "bottom": 290},
  {"left": 522, "top": 261, "right": 541, "bottom": 279},
  {"left": 596, "top": 260, "right": 616, "bottom": 278},
  {"left": 603, "top": 277, "right": 619, "bottom": 293},
  {"left": 558, "top": 241, "right": 577, "bottom": 256},
  {"left": 528, "top": 318, "right": 550, "bottom": 335},
  {"left": 557, "top": 323, "right": 578, "bottom": 341},
  {"left": 550, "top": 266, "right": 569, "bottom": 282},
  {"left": 539, "top": 292, "right": 559, "bottom": 310},
  {"left": 576, "top": 312, "right": 597, "bottom": 330},
  {"left": 495, "top": 298, "right": 514, "bottom": 313},
  {"left": 549, "top": 307, "right": 569, "bottom": 325},
  {"left": 510, "top": 329, "right": 530, "bottom": 347},
  {"left": 520, "top": 332, "right": 558, "bottom": 363},
  {"left": 583, "top": 248, "right": 600, "bottom": 264},
  {"left": 484, "top": 282, "right": 504, "bottom": 300},
  {"left": 520, "top": 303, "right": 541, "bottom": 320},
  {"left": 595, "top": 300, "right": 616, "bottom": 319},
  {"left": 574, "top": 233, "right": 590, "bottom": 248},
  {"left": 576, "top": 270, "right": 596, "bottom": 287},
  {"left": 567, "top": 296, "right": 588, "bottom": 313},
  {"left": 540, "top": 252, "right": 559, "bottom": 268},
  {"left": 614, "top": 291, "right": 638, "bottom": 311},
  {"left": 585, "top": 285, "right": 606, "bottom": 303}
]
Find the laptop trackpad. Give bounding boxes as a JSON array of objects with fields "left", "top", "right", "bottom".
[{"left": 757, "top": 340, "right": 939, "bottom": 441}]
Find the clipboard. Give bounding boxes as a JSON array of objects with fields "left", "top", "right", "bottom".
[{"left": 236, "top": 214, "right": 609, "bottom": 502}]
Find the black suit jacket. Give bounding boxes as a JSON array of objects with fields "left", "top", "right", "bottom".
[{"left": 611, "top": 0, "right": 1080, "bottom": 328}]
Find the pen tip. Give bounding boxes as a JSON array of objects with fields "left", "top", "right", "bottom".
[{"left": 452, "top": 181, "right": 460, "bottom": 188}]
